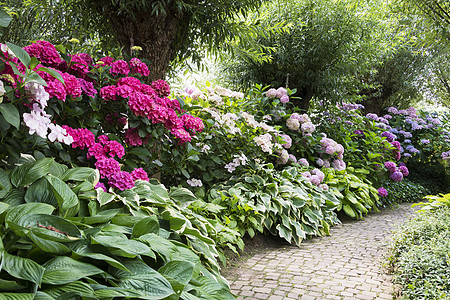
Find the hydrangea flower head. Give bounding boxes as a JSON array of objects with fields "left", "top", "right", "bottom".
[
  {"left": 384, "top": 161, "right": 397, "bottom": 173},
  {"left": 298, "top": 158, "right": 309, "bottom": 167},
  {"left": 377, "top": 187, "right": 388, "bottom": 197},
  {"left": 390, "top": 171, "right": 403, "bottom": 182},
  {"left": 151, "top": 79, "right": 170, "bottom": 98},
  {"left": 110, "top": 60, "right": 130, "bottom": 76},
  {"left": 95, "top": 157, "right": 121, "bottom": 179},
  {"left": 109, "top": 171, "right": 135, "bottom": 191},
  {"left": 131, "top": 168, "right": 149, "bottom": 182}
]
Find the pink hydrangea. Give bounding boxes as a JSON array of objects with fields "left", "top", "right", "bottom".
[
  {"left": 128, "top": 92, "right": 155, "bottom": 117},
  {"left": 130, "top": 58, "right": 150, "bottom": 76},
  {"left": 288, "top": 154, "right": 297, "bottom": 163},
  {"left": 151, "top": 79, "right": 170, "bottom": 98},
  {"left": 77, "top": 78, "right": 97, "bottom": 97},
  {"left": 69, "top": 54, "right": 90, "bottom": 77},
  {"left": 280, "top": 95, "right": 289, "bottom": 103},
  {"left": 384, "top": 161, "right": 397, "bottom": 173},
  {"left": 104, "top": 140, "right": 125, "bottom": 158},
  {"left": 67, "top": 128, "right": 95, "bottom": 150},
  {"left": 95, "top": 182, "right": 107, "bottom": 192},
  {"left": 24, "top": 40, "right": 63, "bottom": 68},
  {"left": 131, "top": 168, "right": 149, "bottom": 182},
  {"left": 109, "top": 171, "right": 135, "bottom": 190},
  {"left": 116, "top": 84, "right": 135, "bottom": 99},
  {"left": 98, "top": 135, "right": 110, "bottom": 144},
  {"left": 298, "top": 158, "right": 309, "bottom": 167},
  {"left": 78, "top": 53, "right": 93, "bottom": 65},
  {"left": 97, "top": 56, "right": 114, "bottom": 66},
  {"left": 280, "top": 134, "right": 292, "bottom": 149},
  {"left": 276, "top": 87, "right": 287, "bottom": 98},
  {"left": 332, "top": 159, "right": 346, "bottom": 171},
  {"left": 148, "top": 104, "right": 168, "bottom": 124},
  {"left": 319, "top": 184, "right": 329, "bottom": 191},
  {"left": 87, "top": 143, "right": 107, "bottom": 159},
  {"left": 266, "top": 88, "right": 277, "bottom": 98},
  {"left": 310, "top": 175, "right": 321, "bottom": 186},
  {"left": 124, "top": 127, "right": 143, "bottom": 146},
  {"left": 301, "top": 171, "right": 312, "bottom": 178},
  {"left": 45, "top": 79, "right": 67, "bottom": 101},
  {"left": 110, "top": 60, "right": 130, "bottom": 76},
  {"left": 390, "top": 171, "right": 403, "bottom": 182},
  {"left": 95, "top": 157, "right": 121, "bottom": 178},
  {"left": 172, "top": 128, "right": 192, "bottom": 144},
  {"left": 181, "top": 114, "right": 204, "bottom": 133},
  {"left": 164, "top": 109, "right": 184, "bottom": 130},
  {"left": 100, "top": 86, "right": 117, "bottom": 101},
  {"left": 118, "top": 77, "right": 142, "bottom": 88},
  {"left": 62, "top": 72, "right": 82, "bottom": 98},
  {"left": 378, "top": 187, "right": 388, "bottom": 197}
]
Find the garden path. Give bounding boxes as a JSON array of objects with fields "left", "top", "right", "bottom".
[{"left": 226, "top": 202, "right": 417, "bottom": 300}]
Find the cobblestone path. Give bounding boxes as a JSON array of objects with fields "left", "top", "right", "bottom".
[{"left": 226, "top": 203, "right": 417, "bottom": 300}]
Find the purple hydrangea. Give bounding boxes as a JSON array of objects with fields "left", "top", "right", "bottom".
[
  {"left": 384, "top": 161, "right": 397, "bottom": 173},
  {"left": 378, "top": 187, "right": 388, "bottom": 197},
  {"left": 298, "top": 158, "right": 309, "bottom": 167},
  {"left": 390, "top": 171, "right": 403, "bottom": 182},
  {"left": 399, "top": 166, "right": 409, "bottom": 176},
  {"left": 381, "top": 131, "right": 396, "bottom": 142}
]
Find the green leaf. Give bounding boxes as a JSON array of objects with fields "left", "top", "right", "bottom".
[
  {"left": 42, "top": 256, "right": 104, "bottom": 285},
  {"left": 5, "top": 203, "right": 54, "bottom": 228},
  {"left": 26, "top": 72, "right": 47, "bottom": 86},
  {"left": 129, "top": 147, "right": 151, "bottom": 156},
  {"left": 60, "top": 167, "right": 98, "bottom": 183},
  {"left": 37, "top": 67, "right": 64, "bottom": 85},
  {"left": 91, "top": 232, "right": 155, "bottom": 259},
  {"left": 71, "top": 243, "right": 129, "bottom": 272},
  {"left": 132, "top": 216, "right": 160, "bottom": 238},
  {"left": 45, "top": 174, "right": 79, "bottom": 213},
  {"left": 18, "top": 214, "right": 81, "bottom": 241},
  {"left": 0, "top": 7, "right": 12, "bottom": 27},
  {"left": 110, "top": 259, "right": 175, "bottom": 299},
  {"left": 0, "top": 293, "right": 34, "bottom": 300},
  {"left": 12, "top": 158, "right": 54, "bottom": 187},
  {"left": 24, "top": 178, "right": 58, "bottom": 207},
  {"left": 26, "top": 231, "right": 70, "bottom": 254},
  {"left": 0, "top": 169, "right": 12, "bottom": 198},
  {"left": 1, "top": 252, "right": 45, "bottom": 285},
  {"left": 169, "top": 187, "right": 197, "bottom": 206},
  {"left": 42, "top": 281, "right": 95, "bottom": 298},
  {"left": 97, "top": 189, "right": 115, "bottom": 206},
  {"left": 342, "top": 204, "right": 356, "bottom": 218},
  {"left": 0, "top": 103, "right": 20, "bottom": 129},
  {"left": 159, "top": 260, "right": 195, "bottom": 287},
  {"left": 6, "top": 42, "right": 31, "bottom": 67},
  {"left": 137, "top": 233, "right": 177, "bottom": 261}
]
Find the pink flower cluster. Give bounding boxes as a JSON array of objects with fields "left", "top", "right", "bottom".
[
  {"left": 99, "top": 76, "right": 203, "bottom": 144},
  {"left": 130, "top": 58, "right": 150, "bottom": 77},
  {"left": 24, "top": 40, "right": 63, "bottom": 68},
  {"left": 63, "top": 126, "right": 95, "bottom": 150},
  {"left": 319, "top": 137, "right": 346, "bottom": 171},
  {"left": 266, "top": 87, "right": 289, "bottom": 103},
  {"left": 384, "top": 161, "right": 408, "bottom": 182}
]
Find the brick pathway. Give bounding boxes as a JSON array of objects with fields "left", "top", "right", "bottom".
[{"left": 226, "top": 203, "right": 417, "bottom": 300}]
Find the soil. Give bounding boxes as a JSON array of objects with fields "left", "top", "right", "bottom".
[{"left": 220, "top": 233, "right": 290, "bottom": 280}]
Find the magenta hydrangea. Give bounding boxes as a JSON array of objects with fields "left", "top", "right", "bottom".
[
  {"left": 151, "top": 79, "right": 170, "bottom": 98},
  {"left": 110, "top": 60, "right": 130, "bottom": 76},
  {"left": 104, "top": 140, "right": 125, "bottom": 158},
  {"left": 66, "top": 127, "right": 95, "bottom": 150},
  {"left": 171, "top": 128, "right": 192, "bottom": 144},
  {"left": 95, "top": 182, "right": 107, "bottom": 192},
  {"left": 181, "top": 114, "right": 204, "bottom": 133},
  {"left": 100, "top": 86, "right": 117, "bottom": 101},
  {"left": 69, "top": 54, "right": 90, "bottom": 77},
  {"left": 77, "top": 78, "right": 97, "bottom": 97},
  {"left": 62, "top": 72, "right": 82, "bottom": 98},
  {"left": 24, "top": 40, "right": 63, "bottom": 68},
  {"left": 87, "top": 143, "right": 106, "bottom": 159},
  {"left": 378, "top": 187, "right": 388, "bottom": 197},
  {"left": 124, "top": 128, "right": 143, "bottom": 146},
  {"left": 95, "top": 157, "right": 121, "bottom": 179},
  {"left": 131, "top": 168, "right": 149, "bottom": 182},
  {"left": 399, "top": 166, "right": 409, "bottom": 176},
  {"left": 109, "top": 171, "right": 135, "bottom": 191},
  {"left": 130, "top": 58, "right": 150, "bottom": 76}
]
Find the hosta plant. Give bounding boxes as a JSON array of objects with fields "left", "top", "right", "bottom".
[
  {"left": 0, "top": 157, "right": 234, "bottom": 299},
  {"left": 207, "top": 163, "right": 341, "bottom": 246}
]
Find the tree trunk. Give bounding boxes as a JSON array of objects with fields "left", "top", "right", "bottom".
[{"left": 94, "top": 4, "right": 190, "bottom": 82}]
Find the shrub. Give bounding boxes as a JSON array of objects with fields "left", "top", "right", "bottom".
[
  {"left": 387, "top": 207, "right": 450, "bottom": 299},
  {"left": 379, "top": 178, "right": 428, "bottom": 205}
]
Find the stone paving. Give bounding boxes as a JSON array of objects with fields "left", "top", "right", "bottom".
[{"left": 226, "top": 203, "right": 418, "bottom": 300}]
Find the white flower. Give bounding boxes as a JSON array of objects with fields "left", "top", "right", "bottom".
[
  {"left": 201, "top": 144, "right": 211, "bottom": 153},
  {"left": 25, "top": 82, "right": 50, "bottom": 109},
  {"left": 23, "top": 108, "right": 51, "bottom": 138},
  {"left": 0, "top": 81, "right": 6, "bottom": 97},
  {"left": 1, "top": 44, "right": 16, "bottom": 58},
  {"left": 187, "top": 178, "right": 203, "bottom": 187},
  {"left": 48, "top": 123, "right": 73, "bottom": 145}
]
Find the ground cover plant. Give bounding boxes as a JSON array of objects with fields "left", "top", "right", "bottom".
[{"left": 387, "top": 205, "right": 450, "bottom": 299}]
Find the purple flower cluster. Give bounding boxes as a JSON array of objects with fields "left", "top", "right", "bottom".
[
  {"left": 377, "top": 187, "right": 388, "bottom": 197},
  {"left": 384, "top": 161, "right": 408, "bottom": 182}
]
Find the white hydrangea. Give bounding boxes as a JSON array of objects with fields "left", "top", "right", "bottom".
[{"left": 187, "top": 178, "right": 203, "bottom": 187}]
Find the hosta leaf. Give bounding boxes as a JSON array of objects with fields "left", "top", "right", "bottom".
[
  {"left": 137, "top": 233, "right": 178, "bottom": 261},
  {"left": 49, "top": 161, "right": 68, "bottom": 177},
  {"left": 169, "top": 187, "right": 197, "bottom": 206},
  {"left": 192, "top": 276, "right": 234, "bottom": 300},
  {"left": 135, "top": 181, "right": 170, "bottom": 204},
  {"left": 22, "top": 158, "right": 54, "bottom": 187},
  {"left": 159, "top": 260, "right": 195, "bottom": 286},
  {"left": 92, "top": 285, "right": 144, "bottom": 298},
  {"left": 3, "top": 189, "right": 25, "bottom": 206},
  {"left": 70, "top": 209, "right": 119, "bottom": 225},
  {"left": 24, "top": 178, "right": 58, "bottom": 207},
  {"left": 60, "top": 167, "right": 98, "bottom": 183},
  {"left": 276, "top": 224, "right": 292, "bottom": 243},
  {"left": 91, "top": 232, "right": 155, "bottom": 259},
  {"left": 0, "top": 293, "right": 34, "bottom": 300},
  {"left": 10, "top": 163, "right": 33, "bottom": 187},
  {"left": 0, "top": 169, "right": 12, "bottom": 197},
  {"left": 97, "top": 188, "right": 116, "bottom": 206},
  {"left": 0, "top": 7, "right": 12, "bottom": 27},
  {"left": 342, "top": 204, "right": 356, "bottom": 218},
  {"left": 18, "top": 214, "right": 81, "bottom": 241},
  {"left": 42, "top": 256, "right": 105, "bottom": 285},
  {"left": 45, "top": 174, "right": 79, "bottom": 213},
  {"left": 27, "top": 231, "right": 70, "bottom": 254},
  {"left": 34, "top": 292, "right": 56, "bottom": 300},
  {"left": 5, "top": 203, "right": 54, "bottom": 228},
  {"left": 183, "top": 227, "right": 215, "bottom": 244},
  {"left": 41, "top": 281, "right": 95, "bottom": 298},
  {"left": 1, "top": 252, "right": 45, "bottom": 285},
  {"left": 111, "top": 259, "right": 174, "bottom": 299},
  {"left": 132, "top": 216, "right": 160, "bottom": 238}
]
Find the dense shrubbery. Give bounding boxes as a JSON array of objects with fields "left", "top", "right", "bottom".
[{"left": 387, "top": 207, "right": 450, "bottom": 299}]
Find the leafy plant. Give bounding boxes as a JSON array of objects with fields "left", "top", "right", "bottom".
[
  {"left": 207, "top": 163, "right": 340, "bottom": 246},
  {"left": 413, "top": 193, "right": 450, "bottom": 212},
  {"left": 387, "top": 207, "right": 450, "bottom": 299},
  {"left": 0, "top": 156, "right": 235, "bottom": 299}
]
